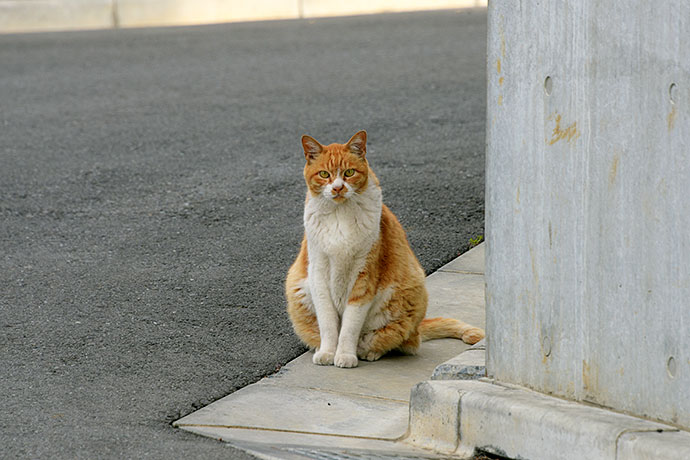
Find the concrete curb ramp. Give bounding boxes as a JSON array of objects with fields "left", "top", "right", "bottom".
[
  {"left": 174, "top": 244, "right": 486, "bottom": 459},
  {"left": 0, "top": 0, "right": 487, "bottom": 34},
  {"left": 408, "top": 379, "right": 690, "bottom": 459}
]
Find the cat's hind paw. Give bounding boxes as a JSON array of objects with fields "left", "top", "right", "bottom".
[
  {"left": 334, "top": 353, "right": 358, "bottom": 368},
  {"left": 359, "top": 350, "right": 384, "bottom": 362},
  {"left": 313, "top": 350, "right": 335, "bottom": 365},
  {"left": 461, "top": 327, "right": 485, "bottom": 345}
]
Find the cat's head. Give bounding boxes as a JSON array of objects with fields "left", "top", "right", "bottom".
[{"left": 301, "top": 130, "right": 373, "bottom": 202}]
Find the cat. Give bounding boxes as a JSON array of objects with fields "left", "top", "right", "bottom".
[{"left": 285, "top": 130, "right": 484, "bottom": 368}]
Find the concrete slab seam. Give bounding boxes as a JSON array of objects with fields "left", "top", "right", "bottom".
[
  {"left": 436, "top": 269, "right": 484, "bottom": 275},
  {"left": 225, "top": 378, "right": 410, "bottom": 404},
  {"left": 302, "top": 386, "right": 409, "bottom": 404},
  {"left": 173, "top": 423, "right": 400, "bottom": 442}
]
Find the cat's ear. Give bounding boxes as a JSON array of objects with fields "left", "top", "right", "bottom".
[
  {"left": 301, "top": 135, "right": 323, "bottom": 162},
  {"left": 346, "top": 130, "right": 367, "bottom": 157}
]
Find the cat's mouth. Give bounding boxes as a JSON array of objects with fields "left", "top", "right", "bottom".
[{"left": 332, "top": 194, "right": 347, "bottom": 202}]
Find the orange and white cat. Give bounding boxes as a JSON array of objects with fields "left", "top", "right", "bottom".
[{"left": 285, "top": 131, "right": 484, "bottom": 368}]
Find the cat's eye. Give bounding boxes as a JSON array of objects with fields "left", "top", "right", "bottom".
[
  {"left": 343, "top": 169, "right": 355, "bottom": 177},
  {"left": 318, "top": 171, "right": 330, "bottom": 179}
]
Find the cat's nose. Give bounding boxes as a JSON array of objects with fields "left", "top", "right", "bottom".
[{"left": 332, "top": 184, "right": 344, "bottom": 194}]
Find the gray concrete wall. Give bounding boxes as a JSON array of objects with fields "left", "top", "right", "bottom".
[
  {"left": 486, "top": 0, "right": 690, "bottom": 430},
  {"left": 0, "top": 0, "right": 486, "bottom": 33}
]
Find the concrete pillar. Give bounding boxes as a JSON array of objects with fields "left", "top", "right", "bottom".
[{"left": 486, "top": 0, "right": 689, "bottom": 430}]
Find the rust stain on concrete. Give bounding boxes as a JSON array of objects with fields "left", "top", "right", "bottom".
[
  {"left": 609, "top": 154, "right": 620, "bottom": 186},
  {"left": 547, "top": 113, "right": 580, "bottom": 146},
  {"left": 499, "top": 21, "right": 506, "bottom": 59},
  {"left": 582, "top": 360, "right": 590, "bottom": 390},
  {"left": 516, "top": 185, "right": 520, "bottom": 204},
  {"left": 667, "top": 105, "right": 677, "bottom": 131}
]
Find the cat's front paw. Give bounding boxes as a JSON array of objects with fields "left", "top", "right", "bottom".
[
  {"left": 313, "top": 350, "right": 335, "bottom": 365},
  {"left": 334, "top": 353, "right": 358, "bottom": 368},
  {"left": 461, "top": 327, "right": 485, "bottom": 345}
]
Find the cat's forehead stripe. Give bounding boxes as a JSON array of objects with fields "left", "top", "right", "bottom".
[{"left": 316, "top": 151, "right": 362, "bottom": 171}]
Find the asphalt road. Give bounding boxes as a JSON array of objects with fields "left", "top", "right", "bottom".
[{"left": 0, "top": 9, "right": 487, "bottom": 459}]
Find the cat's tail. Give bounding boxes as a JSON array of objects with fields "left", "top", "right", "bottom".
[{"left": 419, "top": 317, "right": 485, "bottom": 345}]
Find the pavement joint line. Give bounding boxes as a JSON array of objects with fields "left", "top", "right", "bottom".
[
  {"left": 173, "top": 424, "right": 401, "bottom": 442},
  {"left": 436, "top": 269, "right": 484, "bottom": 275},
  {"left": 257, "top": 380, "right": 410, "bottom": 403},
  {"left": 303, "top": 386, "right": 409, "bottom": 404}
]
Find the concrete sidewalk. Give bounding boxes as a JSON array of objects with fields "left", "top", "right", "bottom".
[
  {"left": 174, "top": 244, "right": 487, "bottom": 459},
  {"left": 174, "top": 239, "right": 690, "bottom": 460}
]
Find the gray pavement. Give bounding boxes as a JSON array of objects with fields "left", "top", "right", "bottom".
[{"left": 0, "top": 9, "right": 487, "bottom": 459}]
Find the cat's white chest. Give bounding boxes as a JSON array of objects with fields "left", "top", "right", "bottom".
[
  {"left": 306, "top": 205, "right": 373, "bottom": 255},
  {"left": 304, "top": 188, "right": 382, "bottom": 311},
  {"left": 304, "top": 188, "right": 381, "bottom": 256}
]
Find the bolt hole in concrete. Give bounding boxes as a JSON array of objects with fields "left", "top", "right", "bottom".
[
  {"left": 542, "top": 335, "right": 552, "bottom": 357},
  {"left": 667, "top": 356, "right": 677, "bottom": 378},
  {"left": 669, "top": 82, "right": 678, "bottom": 103},
  {"left": 544, "top": 75, "right": 553, "bottom": 96}
]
